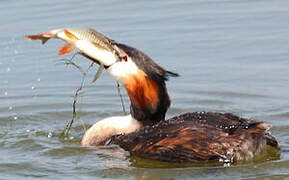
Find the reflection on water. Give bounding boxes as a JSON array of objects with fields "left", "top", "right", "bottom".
[{"left": 1, "top": 0, "right": 289, "bottom": 179}]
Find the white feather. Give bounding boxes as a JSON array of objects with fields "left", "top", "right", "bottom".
[{"left": 107, "top": 57, "right": 140, "bottom": 82}]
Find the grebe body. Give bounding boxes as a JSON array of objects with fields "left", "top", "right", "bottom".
[
  {"left": 81, "top": 42, "right": 278, "bottom": 163},
  {"left": 110, "top": 112, "right": 277, "bottom": 162}
]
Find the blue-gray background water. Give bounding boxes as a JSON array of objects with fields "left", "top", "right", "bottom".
[{"left": 1, "top": 0, "right": 289, "bottom": 179}]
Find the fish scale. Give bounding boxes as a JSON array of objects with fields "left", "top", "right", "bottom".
[
  {"left": 66, "top": 28, "right": 128, "bottom": 61},
  {"left": 67, "top": 28, "right": 114, "bottom": 52}
]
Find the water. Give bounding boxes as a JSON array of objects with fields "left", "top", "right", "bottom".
[{"left": 1, "top": 0, "right": 289, "bottom": 179}]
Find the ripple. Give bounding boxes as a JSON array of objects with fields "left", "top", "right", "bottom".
[
  {"left": 43, "top": 146, "right": 91, "bottom": 157},
  {"left": 0, "top": 162, "right": 59, "bottom": 178},
  {"left": 195, "top": 90, "right": 269, "bottom": 99},
  {"left": 9, "top": 139, "right": 45, "bottom": 151}
]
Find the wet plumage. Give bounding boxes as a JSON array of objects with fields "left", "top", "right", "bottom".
[{"left": 110, "top": 112, "right": 278, "bottom": 162}]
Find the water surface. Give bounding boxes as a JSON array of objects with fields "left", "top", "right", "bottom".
[{"left": 1, "top": 0, "right": 289, "bottom": 179}]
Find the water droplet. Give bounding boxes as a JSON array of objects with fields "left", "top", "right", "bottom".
[
  {"left": 8, "top": 106, "right": 13, "bottom": 110},
  {"left": 4, "top": 92, "right": 8, "bottom": 96},
  {"left": 223, "top": 163, "right": 231, "bottom": 167},
  {"left": 31, "top": 86, "right": 35, "bottom": 90},
  {"left": 26, "top": 129, "right": 31, "bottom": 132},
  {"left": 69, "top": 136, "right": 74, "bottom": 140},
  {"left": 47, "top": 132, "right": 53, "bottom": 138},
  {"left": 37, "top": 78, "right": 41, "bottom": 82},
  {"left": 13, "top": 116, "right": 18, "bottom": 120}
]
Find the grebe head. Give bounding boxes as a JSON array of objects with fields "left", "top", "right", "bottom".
[
  {"left": 107, "top": 43, "right": 178, "bottom": 83},
  {"left": 103, "top": 43, "right": 178, "bottom": 125}
]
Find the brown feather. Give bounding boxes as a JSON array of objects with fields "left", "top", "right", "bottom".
[
  {"left": 124, "top": 70, "right": 159, "bottom": 110},
  {"left": 110, "top": 112, "right": 279, "bottom": 163}
]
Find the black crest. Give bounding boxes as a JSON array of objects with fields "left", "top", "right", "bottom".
[{"left": 115, "top": 43, "right": 179, "bottom": 82}]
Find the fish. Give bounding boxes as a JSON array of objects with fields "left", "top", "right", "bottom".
[
  {"left": 26, "top": 28, "right": 128, "bottom": 65},
  {"left": 26, "top": 28, "right": 128, "bottom": 82},
  {"left": 91, "top": 63, "right": 104, "bottom": 83}
]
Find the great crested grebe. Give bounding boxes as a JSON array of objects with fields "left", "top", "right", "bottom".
[{"left": 27, "top": 28, "right": 279, "bottom": 163}]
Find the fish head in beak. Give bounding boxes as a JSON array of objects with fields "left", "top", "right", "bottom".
[{"left": 73, "top": 39, "right": 130, "bottom": 70}]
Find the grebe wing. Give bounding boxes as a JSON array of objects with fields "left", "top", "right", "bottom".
[
  {"left": 110, "top": 112, "right": 278, "bottom": 162},
  {"left": 172, "top": 112, "right": 278, "bottom": 147},
  {"left": 168, "top": 112, "right": 253, "bottom": 131}
]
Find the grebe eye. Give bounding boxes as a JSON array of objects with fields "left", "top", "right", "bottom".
[{"left": 122, "top": 56, "right": 128, "bottom": 62}]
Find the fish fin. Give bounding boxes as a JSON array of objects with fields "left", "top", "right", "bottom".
[
  {"left": 41, "top": 38, "right": 49, "bottom": 44},
  {"left": 91, "top": 64, "right": 104, "bottom": 83},
  {"left": 64, "top": 29, "right": 78, "bottom": 40},
  {"left": 58, "top": 43, "right": 75, "bottom": 55},
  {"left": 25, "top": 35, "right": 50, "bottom": 44}
]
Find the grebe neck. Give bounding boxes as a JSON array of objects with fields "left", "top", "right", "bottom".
[
  {"left": 125, "top": 75, "right": 171, "bottom": 126},
  {"left": 81, "top": 114, "right": 141, "bottom": 146}
]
